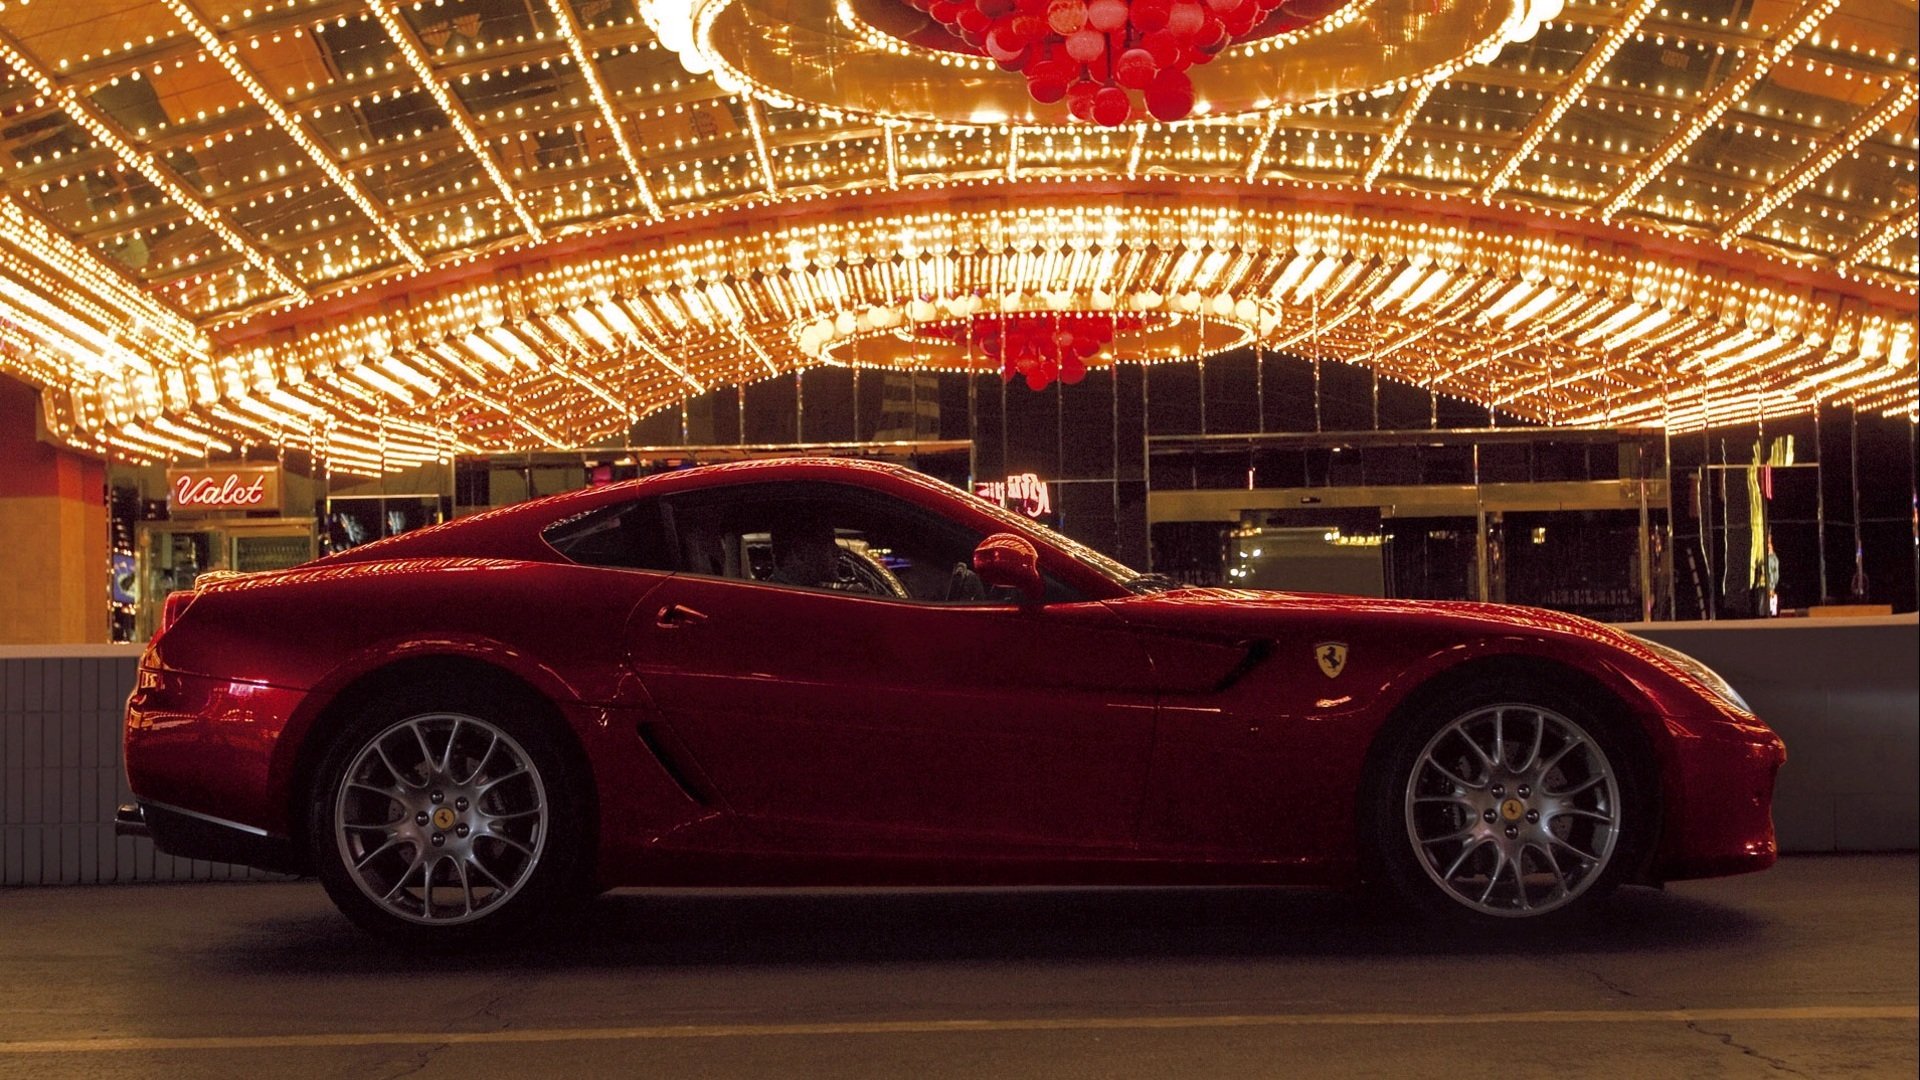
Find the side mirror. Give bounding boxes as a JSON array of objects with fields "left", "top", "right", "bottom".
[{"left": 973, "top": 532, "right": 1044, "bottom": 603}]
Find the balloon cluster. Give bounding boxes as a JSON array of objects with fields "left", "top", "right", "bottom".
[
  {"left": 925, "top": 313, "right": 1146, "bottom": 390},
  {"left": 902, "top": 0, "right": 1350, "bottom": 125}
]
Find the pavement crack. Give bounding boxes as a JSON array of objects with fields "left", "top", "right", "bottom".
[
  {"left": 373, "top": 1041, "right": 450, "bottom": 1080},
  {"left": 1573, "top": 964, "right": 1637, "bottom": 999},
  {"left": 1685, "top": 1021, "right": 1810, "bottom": 1077},
  {"left": 469, "top": 983, "right": 520, "bottom": 1030}
]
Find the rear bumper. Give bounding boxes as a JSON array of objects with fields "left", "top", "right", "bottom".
[
  {"left": 115, "top": 800, "right": 307, "bottom": 875},
  {"left": 124, "top": 665, "right": 307, "bottom": 837}
]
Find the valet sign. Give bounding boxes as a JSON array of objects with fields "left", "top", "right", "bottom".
[
  {"left": 167, "top": 466, "right": 280, "bottom": 513},
  {"left": 975, "top": 473, "right": 1052, "bottom": 518}
]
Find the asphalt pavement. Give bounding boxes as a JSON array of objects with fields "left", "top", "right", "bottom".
[{"left": 0, "top": 854, "right": 1913, "bottom": 1078}]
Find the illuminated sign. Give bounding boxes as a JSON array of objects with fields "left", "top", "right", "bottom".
[
  {"left": 167, "top": 466, "right": 280, "bottom": 512},
  {"left": 975, "top": 473, "right": 1052, "bottom": 518}
]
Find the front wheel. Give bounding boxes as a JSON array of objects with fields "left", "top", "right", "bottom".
[
  {"left": 1367, "top": 687, "right": 1653, "bottom": 925},
  {"left": 308, "top": 687, "right": 591, "bottom": 945}
]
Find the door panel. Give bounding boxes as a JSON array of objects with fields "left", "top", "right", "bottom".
[{"left": 626, "top": 576, "right": 1158, "bottom": 853}]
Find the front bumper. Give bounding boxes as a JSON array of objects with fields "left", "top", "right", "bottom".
[
  {"left": 114, "top": 801, "right": 307, "bottom": 875},
  {"left": 1653, "top": 720, "right": 1788, "bottom": 882}
]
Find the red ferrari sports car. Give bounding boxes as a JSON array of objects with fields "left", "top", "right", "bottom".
[{"left": 120, "top": 459, "right": 1784, "bottom": 942}]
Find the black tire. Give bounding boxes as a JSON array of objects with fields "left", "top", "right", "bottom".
[
  {"left": 306, "top": 680, "right": 595, "bottom": 946},
  {"left": 1361, "top": 675, "right": 1656, "bottom": 928}
]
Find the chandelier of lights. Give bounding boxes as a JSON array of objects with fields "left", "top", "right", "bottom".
[
  {"left": 904, "top": 0, "right": 1352, "bottom": 125},
  {"left": 918, "top": 312, "right": 1152, "bottom": 388}
]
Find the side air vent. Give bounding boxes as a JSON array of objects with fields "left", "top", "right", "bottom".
[{"left": 635, "top": 722, "right": 715, "bottom": 806}]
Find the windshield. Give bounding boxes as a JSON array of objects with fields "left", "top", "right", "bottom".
[{"left": 961, "top": 490, "right": 1178, "bottom": 594}]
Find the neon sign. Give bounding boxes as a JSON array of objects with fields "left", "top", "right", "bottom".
[
  {"left": 975, "top": 473, "right": 1052, "bottom": 518},
  {"left": 167, "top": 467, "right": 279, "bottom": 512}
]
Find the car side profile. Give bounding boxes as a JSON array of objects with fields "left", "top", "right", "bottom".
[{"left": 120, "top": 459, "right": 1786, "bottom": 943}]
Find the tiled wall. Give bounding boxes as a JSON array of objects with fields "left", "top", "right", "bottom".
[{"left": 0, "top": 652, "right": 283, "bottom": 885}]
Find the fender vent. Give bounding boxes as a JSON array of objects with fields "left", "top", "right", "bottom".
[{"left": 635, "top": 722, "right": 714, "bottom": 807}]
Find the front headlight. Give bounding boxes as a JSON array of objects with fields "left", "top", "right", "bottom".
[{"left": 1631, "top": 636, "right": 1753, "bottom": 715}]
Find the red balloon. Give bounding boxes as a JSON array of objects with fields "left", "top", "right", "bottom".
[
  {"left": 958, "top": 7, "right": 991, "bottom": 32},
  {"left": 1091, "top": 85, "right": 1132, "bottom": 126},
  {"left": 977, "top": 0, "right": 1015, "bottom": 14},
  {"left": 1166, "top": 1, "right": 1206, "bottom": 36},
  {"left": 1046, "top": 0, "right": 1087, "bottom": 34},
  {"left": 1085, "top": 41, "right": 1111, "bottom": 80},
  {"left": 1010, "top": 13, "right": 1047, "bottom": 39},
  {"left": 1222, "top": 3, "right": 1259, "bottom": 34},
  {"left": 1202, "top": 0, "right": 1237, "bottom": 11},
  {"left": 1114, "top": 47, "right": 1157, "bottom": 89},
  {"left": 1144, "top": 67, "right": 1195, "bottom": 121},
  {"left": 1061, "top": 355, "right": 1088, "bottom": 383},
  {"left": 1026, "top": 74, "right": 1069, "bottom": 103},
  {"left": 1029, "top": 54, "right": 1076, "bottom": 83},
  {"left": 930, "top": 1, "right": 965, "bottom": 23},
  {"left": 1130, "top": 0, "right": 1171, "bottom": 33},
  {"left": 1086, "top": 0, "right": 1128, "bottom": 31},
  {"left": 984, "top": 25, "right": 1026, "bottom": 61},
  {"left": 1141, "top": 29, "right": 1182, "bottom": 67},
  {"left": 1064, "top": 27, "right": 1105, "bottom": 61}
]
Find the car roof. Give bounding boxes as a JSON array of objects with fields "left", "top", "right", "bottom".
[{"left": 321, "top": 457, "right": 950, "bottom": 566}]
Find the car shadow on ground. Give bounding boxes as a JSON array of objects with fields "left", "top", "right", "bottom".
[{"left": 214, "top": 883, "right": 1763, "bottom": 975}]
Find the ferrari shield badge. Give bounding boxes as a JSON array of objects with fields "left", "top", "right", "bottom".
[{"left": 1315, "top": 642, "right": 1349, "bottom": 679}]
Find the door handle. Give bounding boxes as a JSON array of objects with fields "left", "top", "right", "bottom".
[{"left": 655, "top": 602, "right": 708, "bottom": 628}]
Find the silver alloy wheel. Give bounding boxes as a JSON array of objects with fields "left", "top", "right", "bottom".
[
  {"left": 1403, "top": 703, "right": 1621, "bottom": 917},
  {"left": 333, "top": 712, "right": 549, "bottom": 925}
]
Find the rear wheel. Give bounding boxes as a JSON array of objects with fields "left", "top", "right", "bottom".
[
  {"left": 1366, "top": 681, "right": 1652, "bottom": 925},
  {"left": 308, "top": 685, "right": 591, "bottom": 945}
]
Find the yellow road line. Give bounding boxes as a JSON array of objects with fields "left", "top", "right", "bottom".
[{"left": 1, "top": 1004, "right": 1914, "bottom": 1055}]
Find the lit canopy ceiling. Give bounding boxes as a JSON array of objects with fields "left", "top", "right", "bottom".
[{"left": 0, "top": 0, "right": 1912, "bottom": 473}]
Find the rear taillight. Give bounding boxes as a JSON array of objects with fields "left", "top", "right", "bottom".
[{"left": 158, "top": 590, "right": 197, "bottom": 635}]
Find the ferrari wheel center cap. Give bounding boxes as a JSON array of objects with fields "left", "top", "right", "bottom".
[
  {"left": 1499, "top": 798, "right": 1526, "bottom": 822},
  {"left": 431, "top": 807, "right": 457, "bottom": 831}
]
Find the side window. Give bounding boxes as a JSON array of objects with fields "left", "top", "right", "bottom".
[
  {"left": 661, "top": 481, "right": 1083, "bottom": 604},
  {"left": 542, "top": 499, "right": 674, "bottom": 571}
]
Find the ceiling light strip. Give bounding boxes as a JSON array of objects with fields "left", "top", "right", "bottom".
[
  {"left": 459, "top": 388, "right": 572, "bottom": 449},
  {"left": 1600, "top": 0, "right": 1841, "bottom": 221},
  {"left": 1719, "top": 81, "right": 1917, "bottom": 243},
  {"left": 362, "top": 0, "right": 541, "bottom": 245},
  {"left": 1243, "top": 114, "right": 1281, "bottom": 183},
  {"left": 166, "top": 0, "right": 427, "bottom": 269},
  {"left": 0, "top": 27, "right": 308, "bottom": 302},
  {"left": 1478, "top": 0, "right": 1659, "bottom": 198},
  {"left": 544, "top": 0, "right": 664, "bottom": 219},
  {"left": 1838, "top": 203, "right": 1919, "bottom": 271},
  {"left": 743, "top": 99, "right": 779, "bottom": 194},
  {"left": 1363, "top": 82, "right": 1436, "bottom": 190},
  {"left": 0, "top": 195, "right": 206, "bottom": 359}
]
